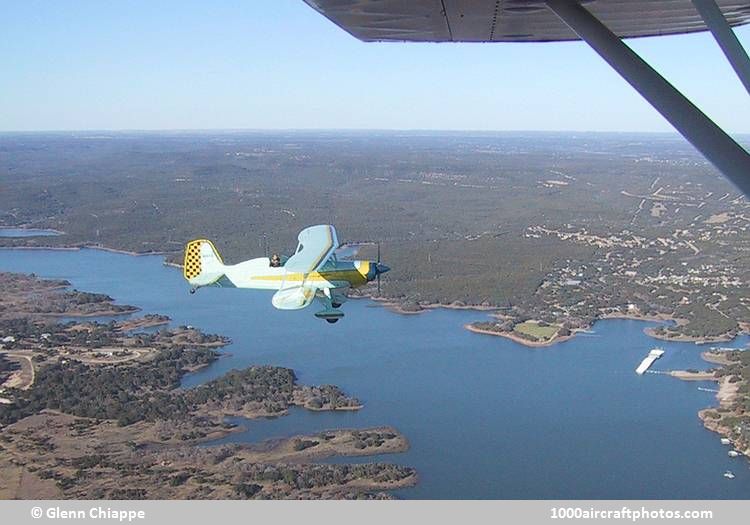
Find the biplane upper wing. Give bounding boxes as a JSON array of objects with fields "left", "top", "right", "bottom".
[
  {"left": 283, "top": 224, "right": 339, "bottom": 274},
  {"left": 270, "top": 225, "right": 339, "bottom": 310}
]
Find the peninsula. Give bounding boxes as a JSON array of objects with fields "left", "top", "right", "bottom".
[
  {"left": 671, "top": 350, "right": 750, "bottom": 459},
  {"left": 0, "top": 272, "right": 415, "bottom": 499}
]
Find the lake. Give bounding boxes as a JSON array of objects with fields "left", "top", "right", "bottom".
[
  {"left": 0, "top": 228, "right": 61, "bottom": 238},
  {"left": 0, "top": 245, "right": 748, "bottom": 499}
]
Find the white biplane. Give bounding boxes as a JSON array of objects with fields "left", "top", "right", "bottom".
[{"left": 183, "top": 225, "right": 389, "bottom": 323}]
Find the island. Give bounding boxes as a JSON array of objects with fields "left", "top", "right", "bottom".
[{"left": 0, "top": 272, "right": 415, "bottom": 499}]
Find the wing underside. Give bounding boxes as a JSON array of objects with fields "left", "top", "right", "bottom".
[
  {"left": 283, "top": 224, "right": 339, "bottom": 274},
  {"left": 271, "top": 285, "right": 317, "bottom": 310},
  {"left": 302, "top": 0, "right": 750, "bottom": 43}
]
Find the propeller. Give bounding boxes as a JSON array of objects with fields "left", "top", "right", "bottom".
[
  {"left": 373, "top": 242, "right": 391, "bottom": 295},
  {"left": 377, "top": 242, "right": 381, "bottom": 295}
]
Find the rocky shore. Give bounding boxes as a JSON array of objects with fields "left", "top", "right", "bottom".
[{"left": 671, "top": 351, "right": 750, "bottom": 459}]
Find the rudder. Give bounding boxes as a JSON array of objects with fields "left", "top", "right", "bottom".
[{"left": 183, "top": 239, "right": 226, "bottom": 287}]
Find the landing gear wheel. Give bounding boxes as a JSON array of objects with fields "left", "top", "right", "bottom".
[
  {"left": 326, "top": 318, "right": 339, "bottom": 324},
  {"left": 331, "top": 302, "right": 341, "bottom": 308},
  {"left": 189, "top": 288, "right": 196, "bottom": 295}
]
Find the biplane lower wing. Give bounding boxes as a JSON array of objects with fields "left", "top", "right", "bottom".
[
  {"left": 271, "top": 285, "right": 317, "bottom": 310},
  {"left": 271, "top": 224, "right": 339, "bottom": 311}
]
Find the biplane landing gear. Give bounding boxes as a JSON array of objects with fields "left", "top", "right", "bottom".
[
  {"left": 316, "top": 309, "right": 344, "bottom": 323},
  {"left": 189, "top": 288, "right": 196, "bottom": 295},
  {"left": 316, "top": 292, "right": 345, "bottom": 323},
  {"left": 314, "top": 299, "right": 345, "bottom": 323}
]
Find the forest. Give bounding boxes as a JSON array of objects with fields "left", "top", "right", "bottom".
[{"left": 1, "top": 131, "right": 748, "bottom": 339}]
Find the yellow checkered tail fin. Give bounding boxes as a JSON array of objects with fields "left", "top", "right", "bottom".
[{"left": 183, "top": 239, "right": 226, "bottom": 287}]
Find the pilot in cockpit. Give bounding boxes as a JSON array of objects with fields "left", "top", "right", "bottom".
[{"left": 269, "top": 253, "right": 282, "bottom": 268}]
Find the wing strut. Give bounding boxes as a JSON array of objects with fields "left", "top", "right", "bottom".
[
  {"left": 692, "top": 0, "right": 750, "bottom": 96},
  {"left": 546, "top": 0, "right": 750, "bottom": 197}
]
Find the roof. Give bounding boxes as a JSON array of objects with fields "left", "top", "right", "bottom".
[{"left": 302, "top": 0, "right": 750, "bottom": 42}]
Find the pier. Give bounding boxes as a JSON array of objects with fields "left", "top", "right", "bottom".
[{"left": 636, "top": 348, "right": 665, "bottom": 375}]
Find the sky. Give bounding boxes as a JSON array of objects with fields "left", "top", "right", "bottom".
[{"left": 2, "top": 0, "right": 750, "bottom": 133}]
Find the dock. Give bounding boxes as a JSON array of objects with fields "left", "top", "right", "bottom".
[{"left": 636, "top": 348, "right": 665, "bottom": 375}]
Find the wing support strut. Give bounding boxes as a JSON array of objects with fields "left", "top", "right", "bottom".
[
  {"left": 693, "top": 0, "right": 750, "bottom": 96},
  {"left": 546, "top": 0, "right": 750, "bottom": 197}
]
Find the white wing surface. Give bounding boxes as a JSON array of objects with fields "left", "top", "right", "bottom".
[
  {"left": 271, "top": 285, "right": 317, "bottom": 310},
  {"left": 269, "top": 225, "right": 338, "bottom": 311},
  {"left": 283, "top": 225, "right": 338, "bottom": 274}
]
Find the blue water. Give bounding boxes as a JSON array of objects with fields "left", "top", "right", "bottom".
[
  {"left": 0, "top": 228, "right": 61, "bottom": 237},
  {"left": 0, "top": 246, "right": 748, "bottom": 499}
]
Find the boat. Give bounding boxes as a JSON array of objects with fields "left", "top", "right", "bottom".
[
  {"left": 636, "top": 348, "right": 665, "bottom": 375},
  {"left": 721, "top": 438, "right": 731, "bottom": 445},
  {"left": 728, "top": 450, "right": 740, "bottom": 458},
  {"left": 724, "top": 471, "right": 735, "bottom": 479}
]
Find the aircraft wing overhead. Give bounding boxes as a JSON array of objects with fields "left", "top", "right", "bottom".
[
  {"left": 304, "top": 0, "right": 750, "bottom": 196},
  {"left": 283, "top": 224, "right": 339, "bottom": 274},
  {"left": 302, "top": 0, "right": 750, "bottom": 42}
]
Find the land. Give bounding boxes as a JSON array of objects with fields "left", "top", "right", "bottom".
[
  {"left": 466, "top": 319, "right": 575, "bottom": 347},
  {"left": 671, "top": 350, "right": 750, "bottom": 458},
  {"left": 1, "top": 131, "right": 747, "bottom": 343},
  {"left": 0, "top": 272, "right": 139, "bottom": 318},
  {"left": 0, "top": 412, "right": 413, "bottom": 499},
  {"left": 2, "top": 131, "right": 750, "bottom": 495},
  {"left": 0, "top": 273, "right": 414, "bottom": 499}
]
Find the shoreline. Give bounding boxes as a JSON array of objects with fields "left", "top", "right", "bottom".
[
  {"left": 465, "top": 311, "right": 747, "bottom": 348},
  {"left": 0, "top": 243, "right": 173, "bottom": 257},
  {"left": 2, "top": 241, "right": 746, "bottom": 349},
  {"left": 463, "top": 323, "right": 576, "bottom": 347},
  {"left": 356, "top": 294, "right": 499, "bottom": 316},
  {"left": 644, "top": 326, "right": 736, "bottom": 345},
  {"left": 669, "top": 370, "right": 716, "bottom": 381},
  {"left": 671, "top": 352, "right": 749, "bottom": 458},
  {"left": 1, "top": 225, "right": 67, "bottom": 235}
]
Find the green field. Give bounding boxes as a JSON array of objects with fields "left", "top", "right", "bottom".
[{"left": 513, "top": 321, "right": 558, "bottom": 341}]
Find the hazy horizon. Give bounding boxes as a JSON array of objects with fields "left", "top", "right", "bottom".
[
  {"left": 3, "top": 128, "right": 750, "bottom": 137},
  {"left": 3, "top": 0, "right": 750, "bottom": 134}
]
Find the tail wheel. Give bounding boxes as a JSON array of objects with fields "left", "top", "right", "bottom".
[
  {"left": 331, "top": 302, "right": 342, "bottom": 308},
  {"left": 326, "top": 318, "right": 339, "bottom": 324}
]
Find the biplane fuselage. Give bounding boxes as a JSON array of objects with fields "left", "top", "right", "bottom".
[{"left": 200, "top": 256, "right": 374, "bottom": 291}]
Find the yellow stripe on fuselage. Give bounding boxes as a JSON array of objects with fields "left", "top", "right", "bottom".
[{"left": 252, "top": 262, "right": 370, "bottom": 288}]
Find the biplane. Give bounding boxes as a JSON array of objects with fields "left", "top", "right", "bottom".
[{"left": 183, "top": 225, "right": 389, "bottom": 323}]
